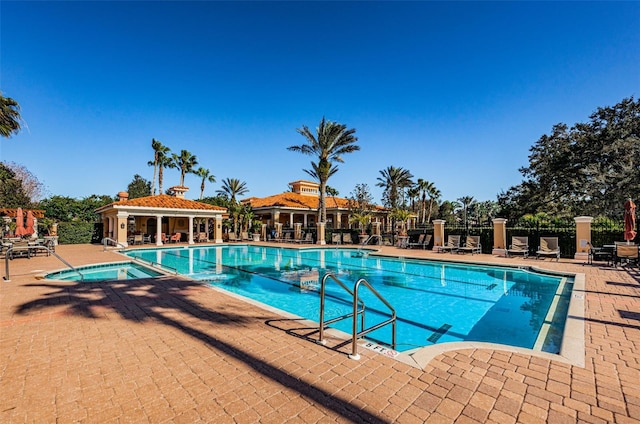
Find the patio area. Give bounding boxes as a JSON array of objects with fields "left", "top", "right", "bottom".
[{"left": 1, "top": 243, "right": 639, "bottom": 423}]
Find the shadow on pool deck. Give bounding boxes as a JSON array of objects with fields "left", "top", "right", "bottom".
[{"left": 14, "top": 276, "right": 390, "bottom": 423}]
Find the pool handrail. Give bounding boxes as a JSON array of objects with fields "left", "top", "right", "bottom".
[
  {"left": 3, "top": 245, "right": 84, "bottom": 282},
  {"left": 103, "top": 237, "right": 126, "bottom": 251},
  {"left": 319, "top": 272, "right": 397, "bottom": 360}
]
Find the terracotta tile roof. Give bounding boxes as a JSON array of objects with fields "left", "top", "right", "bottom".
[
  {"left": 246, "top": 192, "right": 352, "bottom": 209},
  {"left": 98, "top": 195, "right": 226, "bottom": 211}
]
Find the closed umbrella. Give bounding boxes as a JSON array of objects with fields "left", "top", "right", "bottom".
[
  {"left": 624, "top": 199, "right": 637, "bottom": 244},
  {"left": 14, "top": 207, "right": 27, "bottom": 237},
  {"left": 25, "top": 210, "right": 35, "bottom": 235}
]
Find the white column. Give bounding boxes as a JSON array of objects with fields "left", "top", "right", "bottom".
[
  {"left": 289, "top": 212, "right": 294, "bottom": 227},
  {"left": 156, "top": 215, "right": 163, "bottom": 246},
  {"left": 188, "top": 215, "right": 195, "bottom": 245}
]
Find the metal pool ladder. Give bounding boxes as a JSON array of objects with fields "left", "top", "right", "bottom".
[{"left": 318, "top": 272, "right": 397, "bottom": 360}]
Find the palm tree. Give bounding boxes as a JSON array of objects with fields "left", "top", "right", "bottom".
[
  {"left": 195, "top": 167, "right": 216, "bottom": 200},
  {"left": 157, "top": 153, "right": 174, "bottom": 194},
  {"left": 415, "top": 179, "right": 432, "bottom": 225},
  {"left": 216, "top": 178, "right": 249, "bottom": 204},
  {"left": 377, "top": 166, "right": 413, "bottom": 243},
  {"left": 458, "top": 196, "right": 475, "bottom": 234},
  {"left": 287, "top": 117, "right": 359, "bottom": 224},
  {"left": 216, "top": 178, "right": 249, "bottom": 235},
  {"left": 349, "top": 212, "right": 372, "bottom": 234},
  {"left": 425, "top": 184, "right": 441, "bottom": 225},
  {"left": 172, "top": 150, "right": 198, "bottom": 187},
  {"left": 376, "top": 166, "right": 414, "bottom": 210},
  {"left": 147, "top": 139, "right": 170, "bottom": 195},
  {"left": 0, "top": 92, "right": 22, "bottom": 138}
]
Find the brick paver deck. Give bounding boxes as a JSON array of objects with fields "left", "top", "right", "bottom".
[{"left": 1, "top": 243, "right": 639, "bottom": 423}]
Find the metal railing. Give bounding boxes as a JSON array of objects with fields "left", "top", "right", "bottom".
[
  {"left": 102, "top": 237, "right": 126, "bottom": 251},
  {"left": 318, "top": 272, "right": 396, "bottom": 360},
  {"left": 4, "top": 245, "right": 84, "bottom": 282}
]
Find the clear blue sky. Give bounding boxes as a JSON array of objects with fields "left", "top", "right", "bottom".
[{"left": 1, "top": 1, "right": 638, "bottom": 204}]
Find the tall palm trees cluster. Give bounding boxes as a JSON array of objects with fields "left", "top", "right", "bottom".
[{"left": 147, "top": 139, "right": 216, "bottom": 200}]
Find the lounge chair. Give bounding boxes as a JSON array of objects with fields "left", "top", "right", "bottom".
[
  {"left": 507, "top": 236, "right": 529, "bottom": 258},
  {"left": 143, "top": 234, "right": 152, "bottom": 244},
  {"left": 298, "top": 232, "right": 313, "bottom": 244},
  {"left": 133, "top": 234, "right": 143, "bottom": 245},
  {"left": 170, "top": 232, "right": 182, "bottom": 243},
  {"left": 331, "top": 233, "right": 341, "bottom": 245},
  {"left": 342, "top": 233, "right": 353, "bottom": 244},
  {"left": 458, "top": 235, "right": 481, "bottom": 255},
  {"left": 408, "top": 234, "right": 432, "bottom": 249},
  {"left": 437, "top": 235, "right": 461, "bottom": 253},
  {"left": 161, "top": 233, "right": 169, "bottom": 243},
  {"left": 408, "top": 234, "right": 425, "bottom": 249},
  {"left": 536, "top": 237, "right": 560, "bottom": 261},
  {"left": 614, "top": 244, "right": 639, "bottom": 268},
  {"left": 283, "top": 232, "right": 293, "bottom": 243},
  {"left": 197, "top": 233, "right": 209, "bottom": 243}
]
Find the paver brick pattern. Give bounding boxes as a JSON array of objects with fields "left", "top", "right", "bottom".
[{"left": 1, "top": 244, "right": 639, "bottom": 423}]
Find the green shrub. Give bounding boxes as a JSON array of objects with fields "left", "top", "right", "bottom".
[{"left": 57, "top": 221, "right": 93, "bottom": 244}]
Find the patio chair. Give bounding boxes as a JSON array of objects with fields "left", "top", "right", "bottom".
[
  {"left": 342, "top": 233, "right": 353, "bottom": 245},
  {"left": 409, "top": 234, "right": 432, "bottom": 249},
  {"left": 133, "top": 234, "right": 143, "bottom": 245},
  {"left": 587, "top": 242, "right": 614, "bottom": 266},
  {"left": 614, "top": 244, "right": 639, "bottom": 268},
  {"left": 458, "top": 235, "right": 481, "bottom": 255},
  {"left": 170, "top": 232, "right": 182, "bottom": 243},
  {"left": 283, "top": 232, "right": 293, "bottom": 243},
  {"left": 143, "top": 234, "right": 152, "bottom": 244},
  {"left": 197, "top": 233, "right": 209, "bottom": 243},
  {"left": 507, "top": 236, "right": 529, "bottom": 258},
  {"left": 298, "top": 232, "right": 313, "bottom": 244},
  {"left": 331, "top": 233, "right": 341, "bottom": 245},
  {"left": 161, "top": 233, "right": 169, "bottom": 243},
  {"left": 437, "top": 235, "right": 460, "bottom": 253},
  {"left": 536, "top": 237, "right": 560, "bottom": 261}
]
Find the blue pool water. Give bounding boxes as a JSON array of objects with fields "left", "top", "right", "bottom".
[
  {"left": 45, "top": 261, "right": 163, "bottom": 282},
  {"left": 124, "top": 245, "right": 572, "bottom": 353}
]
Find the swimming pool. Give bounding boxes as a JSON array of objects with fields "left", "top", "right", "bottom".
[
  {"left": 124, "top": 245, "right": 573, "bottom": 354},
  {"left": 45, "top": 261, "right": 164, "bottom": 282}
]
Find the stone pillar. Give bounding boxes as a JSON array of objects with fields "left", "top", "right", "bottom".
[
  {"left": 214, "top": 216, "right": 223, "bottom": 243},
  {"left": 492, "top": 218, "right": 508, "bottom": 257},
  {"left": 316, "top": 222, "right": 326, "bottom": 245},
  {"left": 294, "top": 223, "right": 302, "bottom": 240},
  {"left": 289, "top": 212, "right": 294, "bottom": 227},
  {"left": 275, "top": 223, "right": 283, "bottom": 239},
  {"left": 433, "top": 219, "right": 445, "bottom": 251},
  {"left": 303, "top": 214, "right": 308, "bottom": 227},
  {"left": 261, "top": 224, "right": 267, "bottom": 241},
  {"left": 336, "top": 212, "right": 342, "bottom": 229},
  {"left": 574, "top": 216, "right": 593, "bottom": 261},
  {"left": 116, "top": 212, "right": 129, "bottom": 247}
]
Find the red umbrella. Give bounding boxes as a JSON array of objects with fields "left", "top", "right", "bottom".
[
  {"left": 624, "top": 199, "right": 637, "bottom": 242},
  {"left": 14, "top": 207, "right": 27, "bottom": 237},
  {"left": 25, "top": 210, "right": 35, "bottom": 235}
]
